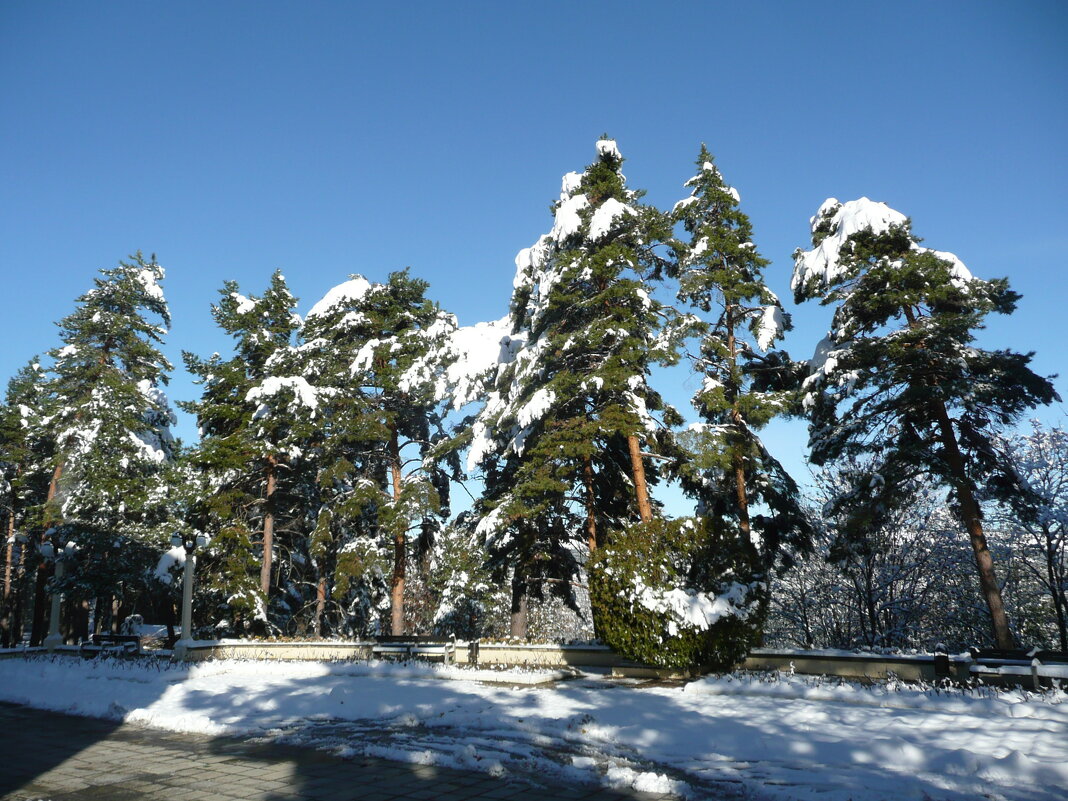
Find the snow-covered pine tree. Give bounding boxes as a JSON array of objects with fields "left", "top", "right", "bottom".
[
  {"left": 299, "top": 271, "right": 461, "bottom": 636},
  {"left": 181, "top": 270, "right": 302, "bottom": 632},
  {"left": 43, "top": 252, "right": 177, "bottom": 636},
  {"left": 792, "top": 198, "right": 1059, "bottom": 648},
  {"left": 670, "top": 145, "right": 812, "bottom": 574},
  {"left": 0, "top": 361, "right": 53, "bottom": 646},
  {"left": 469, "top": 137, "right": 680, "bottom": 636}
]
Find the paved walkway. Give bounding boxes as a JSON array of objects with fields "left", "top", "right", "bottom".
[{"left": 0, "top": 703, "right": 679, "bottom": 801}]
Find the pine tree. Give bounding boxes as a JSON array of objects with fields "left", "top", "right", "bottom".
[
  {"left": 42, "top": 252, "right": 176, "bottom": 636},
  {"left": 792, "top": 198, "right": 1058, "bottom": 648},
  {"left": 0, "top": 361, "right": 53, "bottom": 646},
  {"left": 470, "top": 137, "right": 680, "bottom": 636},
  {"left": 670, "top": 145, "right": 812, "bottom": 574},
  {"left": 299, "top": 271, "right": 461, "bottom": 636},
  {"left": 181, "top": 270, "right": 302, "bottom": 633}
]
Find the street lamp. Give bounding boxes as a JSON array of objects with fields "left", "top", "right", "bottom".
[
  {"left": 171, "top": 531, "right": 208, "bottom": 660},
  {"left": 42, "top": 535, "right": 77, "bottom": 653}
]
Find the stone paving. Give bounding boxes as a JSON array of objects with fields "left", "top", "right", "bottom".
[{"left": 0, "top": 702, "right": 680, "bottom": 801}]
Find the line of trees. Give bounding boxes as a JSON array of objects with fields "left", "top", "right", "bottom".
[{"left": 0, "top": 140, "right": 1062, "bottom": 663}]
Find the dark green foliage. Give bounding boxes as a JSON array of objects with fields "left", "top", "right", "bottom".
[
  {"left": 298, "top": 270, "right": 460, "bottom": 635},
  {"left": 793, "top": 202, "right": 1059, "bottom": 540},
  {"left": 472, "top": 138, "right": 681, "bottom": 627},
  {"left": 589, "top": 518, "right": 764, "bottom": 670},
  {"left": 180, "top": 270, "right": 300, "bottom": 630},
  {"left": 43, "top": 253, "right": 176, "bottom": 613},
  {"left": 670, "top": 145, "right": 813, "bottom": 572},
  {"left": 196, "top": 523, "right": 265, "bottom": 634}
]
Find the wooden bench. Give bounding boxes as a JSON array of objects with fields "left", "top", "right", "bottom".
[
  {"left": 371, "top": 636, "right": 456, "bottom": 665},
  {"left": 79, "top": 633, "right": 141, "bottom": 658}
]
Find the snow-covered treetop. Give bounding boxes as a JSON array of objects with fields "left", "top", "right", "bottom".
[
  {"left": 471, "top": 137, "right": 676, "bottom": 483},
  {"left": 791, "top": 197, "right": 974, "bottom": 304},
  {"left": 792, "top": 198, "right": 907, "bottom": 298},
  {"left": 792, "top": 194, "right": 1058, "bottom": 483},
  {"left": 596, "top": 138, "right": 622, "bottom": 161},
  {"left": 671, "top": 144, "right": 785, "bottom": 355},
  {"left": 306, "top": 277, "right": 372, "bottom": 319}
]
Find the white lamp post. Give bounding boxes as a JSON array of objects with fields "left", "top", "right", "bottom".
[
  {"left": 42, "top": 538, "right": 76, "bottom": 652},
  {"left": 172, "top": 532, "right": 207, "bottom": 660}
]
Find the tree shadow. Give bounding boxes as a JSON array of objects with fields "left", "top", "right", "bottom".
[
  {"left": 0, "top": 658, "right": 677, "bottom": 801},
  {"left": 4, "top": 656, "right": 1061, "bottom": 801}
]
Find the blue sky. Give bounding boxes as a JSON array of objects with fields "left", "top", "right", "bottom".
[{"left": 2, "top": 1, "right": 1066, "bottom": 498}]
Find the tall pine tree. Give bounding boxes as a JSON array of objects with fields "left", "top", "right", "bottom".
[
  {"left": 792, "top": 198, "right": 1058, "bottom": 648},
  {"left": 181, "top": 271, "right": 303, "bottom": 632},
  {"left": 0, "top": 361, "right": 53, "bottom": 645},
  {"left": 670, "top": 145, "right": 812, "bottom": 574},
  {"left": 469, "top": 137, "right": 680, "bottom": 635},
  {"left": 299, "top": 271, "right": 460, "bottom": 635},
  {"left": 43, "top": 252, "right": 176, "bottom": 636}
]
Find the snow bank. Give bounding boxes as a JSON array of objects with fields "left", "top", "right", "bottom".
[{"left": 2, "top": 656, "right": 1065, "bottom": 801}]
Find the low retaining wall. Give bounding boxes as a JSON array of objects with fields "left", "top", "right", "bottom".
[
  {"left": 743, "top": 649, "right": 969, "bottom": 683},
  {"left": 170, "top": 640, "right": 636, "bottom": 669},
  {"left": 0, "top": 648, "right": 42, "bottom": 660},
  {"left": 463, "top": 642, "right": 628, "bottom": 669},
  {"left": 178, "top": 640, "right": 375, "bottom": 662}
]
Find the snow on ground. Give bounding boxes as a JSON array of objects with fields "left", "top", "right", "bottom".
[{"left": 1, "top": 656, "right": 1066, "bottom": 801}]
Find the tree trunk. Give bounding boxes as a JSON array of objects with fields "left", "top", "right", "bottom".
[
  {"left": 627, "top": 434, "right": 653, "bottom": 523},
  {"left": 899, "top": 305, "right": 1014, "bottom": 649},
  {"left": 726, "top": 308, "right": 752, "bottom": 540},
  {"left": 1, "top": 513, "right": 12, "bottom": 647},
  {"left": 2, "top": 513, "right": 12, "bottom": 606},
  {"left": 163, "top": 600, "right": 177, "bottom": 648},
  {"left": 260, "top": 455, "right": 277, "bottom": 597},
  {"left": 314, "top": 575, "right": 328, "bottom": 638},
  {"left": 93, "top": 598, "right": 107, "bottom": 632},
  {"left": 732, "top": 448, "right": 751, "bottom": 539},
  {"left": 583, "top": 454, "right": 598, "bottom": 553},
  {"left": 389, "top": 427, "right": 406, "bottom": 636},
  {"left": 10, "top": 552, "right": 25, "bottom": 646},
  {"left": 509, "top": 565, "right": 528, "bottom": 639},
  {"left": 931, "top": 401, "right": 1015, "bottom": 648},
  {"left": 73, "top": 600, "right": 90, "bottom": 644}
]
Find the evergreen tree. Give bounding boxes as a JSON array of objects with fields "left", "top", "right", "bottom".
[
  {"left": 43, "top": 252, "right": 176, "bottom": 635},
  {"left": 670, "top": 145, "right": 812, "bottom": 575},
  {"left": 469, "top": 137, "right": 680, "bottom": 635},
  {"left": 792, "top": 198, "right": 1058, "bottom": 648},
  {"left": 0, "top": 361, "right": 53, "bottom": 646},
  {"left": 298, "top": 271, "right": 461, "bottom": 636},
  {"left": 181, "top": 271, "right": 302, "bottom": 632}
]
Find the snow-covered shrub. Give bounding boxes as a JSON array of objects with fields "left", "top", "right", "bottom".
[{"left": 589, "top": 518, "right": 764, "bottom": 670}]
